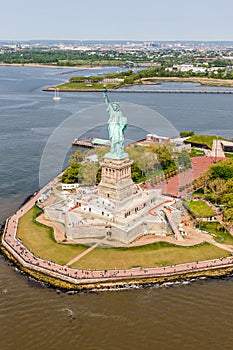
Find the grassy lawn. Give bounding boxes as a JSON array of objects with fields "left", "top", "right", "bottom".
[
  {"left": 186, "top": 135, "right": 224, "bottom": 149},
  {"left": 55, "top": 82, "right": 119, "bottom": 90},
  {"left": 190, "top": 148, "right": 205, "bottom": 157},
  {"left": 17, "top": 206, "right": 87, "bottom": 265},
  {"left": 71, "top": 242, "right": 229, "bottom": 270},
  {"left": 200, "top": 222, "right": 233, "bottom": 245},
  {"left": 142, "top": 76, "right": 233, "bottom": 87},
  {"left": 185, "top": 200, "right": 216, "bottom": 217},
  {"left": 16, "top": 206, "right": 230, "bottom": 271},
  {"left": 192, "top": 188, "right": 205, "bottom": 198},
  {"left": 225, "top": 152, "right": 233, "bottom": 159}
]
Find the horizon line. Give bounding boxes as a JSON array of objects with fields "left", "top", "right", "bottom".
[{"left": 1, "top": 39, "right": 233, "bottom": 43}]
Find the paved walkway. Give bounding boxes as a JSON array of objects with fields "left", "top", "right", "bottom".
[
  {"left": 66, "top": 238, "right": 107, "bottom": 267},
  {"left": 37, "top": 213, "right": 66, "bottom": 242},
  {"left": 154, "top": 156, "right": 225, "bottom": 197},
  {"left": 3, "top": 209, "right": 233, "bottom": 285},
  {"left": 211, "top": 139, "right": 225, "bottom": 158},
  {"left": 2, "top": 157, "right": 233, "bottom": 287},
  {"left": 163, "top": 208, "right": 183, "bottom": 241}
]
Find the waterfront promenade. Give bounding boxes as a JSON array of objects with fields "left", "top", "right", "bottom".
[
  {"left": 1, "top": 157, "right": 233, "bottom": 288},
  {"left": 3, "top": 205, "right": 233, "bottom": 287}
]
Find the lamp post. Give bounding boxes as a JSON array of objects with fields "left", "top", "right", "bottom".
[{"left": 214, "top": 134, "right": 218, "bottom": 163}]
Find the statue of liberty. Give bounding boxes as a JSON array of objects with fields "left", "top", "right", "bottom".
[{"left": 103, "top": 87, "right": 128, "bottom": 159}]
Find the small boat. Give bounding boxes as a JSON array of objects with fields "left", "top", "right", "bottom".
[{"left": 53, "top": 89, "right": 61, "bottom": 101}]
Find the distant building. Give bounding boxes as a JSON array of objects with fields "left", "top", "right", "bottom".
[
  {"left": 221, "top": 140, "right": 233, "bottom": 152},
  {"left": 92, "top": 138, "right": 110, "bottom": 146},
  {"left": 102, "top": 78, "right": 124, "bottom": 84},
  {"left": 129, "top": 134, "right": 170, "bottom": 147},
  {"left": 61, "top": 184, "right": 79, "bottom": 190},
  {"left": 170, "top": 137, "right": 191, "bottom": 152},
  {"left": 167, "top": 64, "right": 207, "bottom": 73},
  {"left": 226, "top": 66, "right": 233, "bottom": 75},
  {"left": 167, "top": 64, "right": 224, "bottom": 74},
  {"left": 145, "top": 134, "right": 170, "bottom": 144},
  {"left": 84, "top": 154, "right": 98, "bottom": 163},
  {"left": 72, "top": 137, "right": 110, "bottom": 148}
]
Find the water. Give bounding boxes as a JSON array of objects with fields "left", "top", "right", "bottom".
[{"left": 0, "top": 66, "right": 233, "bottom": 350}]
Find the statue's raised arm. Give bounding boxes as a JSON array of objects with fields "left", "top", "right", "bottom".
[
  {"left": 103, "top": 87, "right": 110, "bottom": 106},
  {"left": 103, "top": 88, "right": 128, "bottom": 160}
]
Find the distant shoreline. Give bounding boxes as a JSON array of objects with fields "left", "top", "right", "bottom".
[
  {"left": 141, "top": 76, "right": 233, "bottom": 87},
  {"left": 2, "top": 63, "right": 233, "bottom": 88},
  {"left": 46, "top": 76, "right": 233, "bottom": 92},
  {"left": 0, "top": 63, "right": 103, "bottom": 70}
]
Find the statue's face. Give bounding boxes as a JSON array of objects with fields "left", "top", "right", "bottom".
[{"left": 112, "top": 102, "right": 120, "bottom": 111}]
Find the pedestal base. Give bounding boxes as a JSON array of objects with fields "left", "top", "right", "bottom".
[{"left": 98, "top": 157, "right": 134, "bottom": 202}]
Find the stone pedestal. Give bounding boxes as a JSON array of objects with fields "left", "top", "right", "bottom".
[{"left": 98, "top": 157, "right": 134, "bottom": 202}]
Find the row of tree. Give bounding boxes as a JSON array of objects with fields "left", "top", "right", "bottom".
[
  {"left": 62, "top": 144, "right": 191, "bottom": 185},
  {"left": 0, "top": 50, "right": 152, "bottom": 65},
  {"left": 197, "top": 159, "right": 233, "bottom": 227},
  {"left": 2, "top": 48, "right": 233, "bottom": 74}
]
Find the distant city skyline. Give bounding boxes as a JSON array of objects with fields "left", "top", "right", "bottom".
[{"left": 1, "top": 0, "right": 233, "bottom": 41}]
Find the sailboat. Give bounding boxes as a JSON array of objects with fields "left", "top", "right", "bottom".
[{"left": 53, "top": 89, "right": 61, "bottom": 101}]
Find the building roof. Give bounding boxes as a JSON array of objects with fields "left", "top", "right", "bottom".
[
  {"left": 221, "top": 140, "right": 233, "bottom": 147},
  {"left": 92, "top": 138, "right": 110, "bottom": 146}
]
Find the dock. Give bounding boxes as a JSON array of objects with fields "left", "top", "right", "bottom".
[
  {"left": 43, "top": 87, "right": 233, "bottom": 94},
  {"left": 72, "top": 139, "right": 95, "bottom": 148},
  {"left": 109, "top": 89, "right": 233, "bottom": 94},
  {"left": 72, "top": 137, "right": 110, "bottom": 148}
]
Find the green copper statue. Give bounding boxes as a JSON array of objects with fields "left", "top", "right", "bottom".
[{"left": 103, "top": 87, "right": 128, "bottom": 159}]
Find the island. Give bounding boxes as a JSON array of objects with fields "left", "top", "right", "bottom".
[
  {"left": 42, "top": 67, "right": 233, "bottom": 93},
  {"left": 1, "top": 93, "right": 233, "bottom": 292}
]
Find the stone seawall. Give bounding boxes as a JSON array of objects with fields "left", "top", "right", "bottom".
[
  {"left": 2, "top": 179, "right": 233, "bottom": 292},
  {"left": 2, "top": 236, "right": 233, "bottom": 292}
]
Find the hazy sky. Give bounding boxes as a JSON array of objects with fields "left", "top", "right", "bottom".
[{"left": 1, "top": 0, "right": 233, "bottom": 41}]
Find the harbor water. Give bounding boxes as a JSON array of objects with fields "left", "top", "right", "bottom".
[{"left": 0, "top": 66, "right": 233, "bottom": 350}]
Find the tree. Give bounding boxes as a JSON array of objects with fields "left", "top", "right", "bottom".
[
  {"left": 180, "top": 130, "right": 195, "bottom": 138},
  {"left": 196, "top": 159, "right": 233, "bottom": 228},
  {"left": 96, "top": 167, "right": 102, "bottom": 184},
  {"left": 131, "top": 163, "right": 146, "bottom": 183},
  {"left": 207, "top": 178, "right": 227, "bottom": 203},
  {"left": 148, "top": 144, "right": 176, "bottom": 171},
  {"left": 175, "top": 150, "right": 191, "bottom": 169},
  {"left": 94, "top": 146, "right": 110, "bottom": 161},
  {"left": 126, "top": 146, "right": 158, "bottom": 175},
  {"left": 211, "top": 164, "right": 233, "bottom": 180},
  {"left": 198, "top": 170, "right": 211, "bottom": 194},
  {"left": 69, "top": 149, "right": 86, "bottom": 164},
  {"left": 62, "top": 162, "right": 80, "bottom": 183},
  {"left": 79, "top": 162, "right": 99, "bottom": 185},
  {"left": 223, "top": 208, "right": 233, "bottom": 227}
]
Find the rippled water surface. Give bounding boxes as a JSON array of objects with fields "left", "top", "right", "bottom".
[{"left": 0, "top": 66, "right": 233, "bottom": 350}]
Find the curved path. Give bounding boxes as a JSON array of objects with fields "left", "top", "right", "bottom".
[{"left": 2, "top": 159, "right": 233, "bottom": 288}]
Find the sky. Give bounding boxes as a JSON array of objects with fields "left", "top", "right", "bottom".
[{"left": 1, "top": 0, "right": 233, "bottom": 41}]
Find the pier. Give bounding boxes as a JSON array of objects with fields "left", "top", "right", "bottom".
[
  {"left": 72, "top": 138, "right": 95, "bottom": 148},
  {"left": 109, "top": 89, "right": 233, "bottom": 94},
  {"left": 44, "top": 87, "right": 233, "bottom": 94},
  {"left": 72, "top": 137, "right": 110, "bottom": 148}
]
